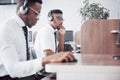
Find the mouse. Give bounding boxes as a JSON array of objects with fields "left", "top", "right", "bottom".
[
  {"left": 62, "top": 58, "right": 78, "bottom": 63},
  {"left": 113, "top": 56, "right": 120, "bottom": 60}
]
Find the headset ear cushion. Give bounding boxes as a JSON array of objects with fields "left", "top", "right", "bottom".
[
  {"left": 19, "top": 6, "right": 28, "bottom": 14},
  {"left": 48, "top": 16, "right": 53, "bottom": 21}
]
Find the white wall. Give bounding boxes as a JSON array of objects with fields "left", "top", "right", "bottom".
[
  {"left": 33, "top": 0, "right": 83, "bottom": 34},
  {"left": 0, "top": 0, "right": 119, "bottom": 37},
  {"left": 0, "top": 5, "right": 16, "bottom": 23}
]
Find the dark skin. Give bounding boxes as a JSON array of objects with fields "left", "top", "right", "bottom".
[
  {"left": 44, "top": 13, "right": 65, "bottom": 56},
  {"left": 18, "top": 2, "right": 75, "bottom": 67}
]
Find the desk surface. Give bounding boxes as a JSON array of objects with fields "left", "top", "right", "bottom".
[{"left": 45, "top": 54, "right": 120, "bottom": 73}]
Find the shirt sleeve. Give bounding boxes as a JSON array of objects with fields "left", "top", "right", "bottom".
[
  {"left": 40, "top": 31, "right": 55, "bottom": 51},
  {"left": 35, "top": 29, "right": 55, "bottom": 56},
  {"left": 1, "top": 46, "right": 42, "bottom": 78}
]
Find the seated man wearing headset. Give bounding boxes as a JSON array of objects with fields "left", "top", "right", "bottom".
[
  {"left": 34, "top": 9, "right": 65, "bottom": 57},
  {"left": 0, "top": 0, "right": 75, "bottom": 80}
]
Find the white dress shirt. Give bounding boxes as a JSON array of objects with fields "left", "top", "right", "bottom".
[
  {"left": 0, "top": 15, "right": 43, "bottom": 78},
  {"left": 34, "top": 24, "right": 56, "bottom": 57}
]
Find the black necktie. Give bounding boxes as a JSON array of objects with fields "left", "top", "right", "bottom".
[
  {"left": 54, "top": 32, "right": 57, "bottom": 52},
  {"left": 22, "top": 26, "right": 30, "bottom": 60}
]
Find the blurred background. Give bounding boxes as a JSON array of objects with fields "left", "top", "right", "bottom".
[{"left": 0, "top": 0, "right": 120, "bottom": 48}]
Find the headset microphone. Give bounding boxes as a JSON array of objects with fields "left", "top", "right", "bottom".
[{"left": 19, "top": 0, "right": 28, "bottom": 15}]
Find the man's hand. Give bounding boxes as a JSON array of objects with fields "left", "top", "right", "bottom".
[
  {"left": 58, "top": 26, "right": 65, "bottom": 36},
  {"left": 42, "top": 52, "right": 74, "bottom": 66},
  {"left": 57, "top": 26, "right": 65, "bottom": 52}
]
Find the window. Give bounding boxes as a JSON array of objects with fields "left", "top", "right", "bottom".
[{"left": 0, "top": 0, "right": 18, "bottom": 5}]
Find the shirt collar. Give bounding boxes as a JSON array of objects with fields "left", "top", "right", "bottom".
[
  {"left": 15, "top": 15, "right": 26, "bottom": 28},
  {"left": 47, "top": 24, "right": 56, "bottom": 34}
]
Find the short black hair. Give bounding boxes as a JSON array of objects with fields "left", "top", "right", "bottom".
[
  {"left": 50, "top": 9, "right": 62, "bottom": 14},
  {"left": 48, "top": 9, "right": 63, "bottom": 17},
  {"left": 17, "top": 0, "right": 42, "bottom": 12},
  {"left": 27, "top": 0, "right": 42, "bottom": 6}
]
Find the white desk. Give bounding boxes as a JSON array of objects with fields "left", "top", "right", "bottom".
[{"left": 45, "top": 54, "right": 120, "bottom": 80}]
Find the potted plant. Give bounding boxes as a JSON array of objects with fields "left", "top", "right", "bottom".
[{"left": 80, "top": 0, "right": 110, "bottom": 21}]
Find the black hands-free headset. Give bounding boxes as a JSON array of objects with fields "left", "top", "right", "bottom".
[{"left": 19, "top": 0, "right": 28, "bottom": 14}]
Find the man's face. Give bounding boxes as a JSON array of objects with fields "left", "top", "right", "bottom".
[
  {"left": 52, "top": 13, "right": 63, "bottom": 29},
  {"left": 26, "top": 2, "right": 41, "bottom": 28}
]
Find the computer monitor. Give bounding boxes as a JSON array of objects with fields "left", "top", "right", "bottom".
[{"left": 56, "top": 30, "right": 73, "bottom": 42}]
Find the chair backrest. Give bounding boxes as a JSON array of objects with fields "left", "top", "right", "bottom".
[
  {"left": 63, "top": 44, "right": 73, "bottom": 51},
  {"left": 75, "top": 30, "right": 81, "bottom": 46},
  {"left": 81, "top": 19, "right": 120, "bottom": 54}
]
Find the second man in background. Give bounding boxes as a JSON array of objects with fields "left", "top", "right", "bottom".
[{"left": 34, "top": 9, "right": 65, "bottom": 57}]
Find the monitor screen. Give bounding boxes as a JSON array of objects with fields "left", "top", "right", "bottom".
[{"left": 56, "top": 30, "right": 73, "bottom": 42}]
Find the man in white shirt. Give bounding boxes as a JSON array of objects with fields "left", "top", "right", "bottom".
[
  {"left": 34, "top": 9, "right": 65, "bottom": 57},
  {"left": 0, "top": 0, "right": 74, "bottom": 80}
]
